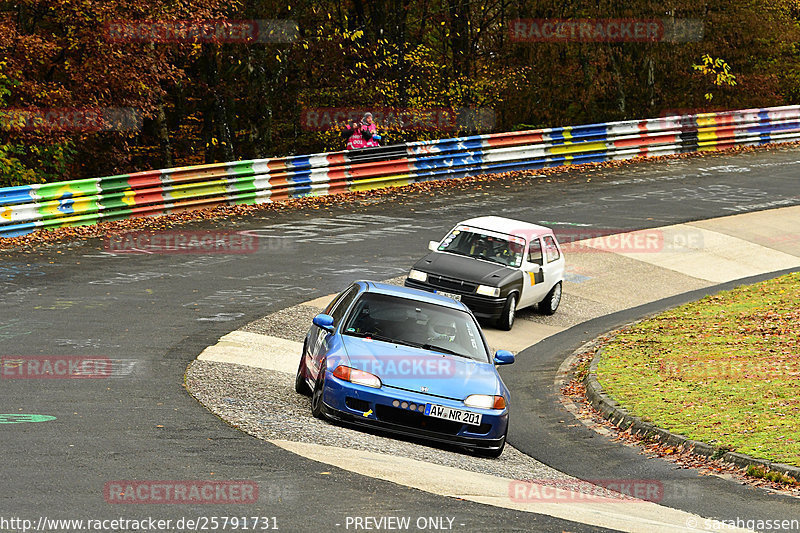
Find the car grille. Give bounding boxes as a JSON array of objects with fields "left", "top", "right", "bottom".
[
  {"left": 470, "top": 423, "right": 493, "bottom": 435},
  {"left": 427, "top": 275, "right": 477, "bottom": 293},
  {"left": 375, "top": 404, "right": 463, "bottom": 435},
  {"left": 345, "top": 397, "right": 370, "bottom": 412}
]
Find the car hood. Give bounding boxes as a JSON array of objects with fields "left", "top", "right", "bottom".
[
  {"left": 413, "top": 252, "right": 517, "bottom": 286},
  {"left": 341, "top": 335, "right": 500, "bottom": 400}
]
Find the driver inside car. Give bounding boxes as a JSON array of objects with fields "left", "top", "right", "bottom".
[
  {"left": 498, "top": 241, "right": 523, "bottom": 267},
  {"left": 351, "top": 304, "right": 378, "bottom": 334},
  {"left": 468, "top": 236, "right": 492, "bottom": 258},
  {"left": 427, "top": 317, "right": 457, "bottom": 344}
]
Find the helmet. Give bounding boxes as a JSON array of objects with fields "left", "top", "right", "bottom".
[{"left": 428, "top": 317, "right": 457, "bottom": 342}]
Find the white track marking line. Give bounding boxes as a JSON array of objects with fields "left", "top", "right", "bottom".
[{"left": 271, "top": 439, "right": 753, "bottom": 533}]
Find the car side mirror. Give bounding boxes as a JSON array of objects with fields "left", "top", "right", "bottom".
[
  {"left": 528, "top": 263, "right": 541, "bottom": 273},
  {"left": 493, "top": 350, "right": 515, "bottom": 365},
  {"left": 428, "top": 240, "right": 439, "bottom": 252},
  {"left": 312, "top": 313, "right": 335, "bottom": 333}
]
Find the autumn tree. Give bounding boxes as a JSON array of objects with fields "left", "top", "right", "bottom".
[{"left": 2, "top": 0, "right": 800, "bottom": 185}]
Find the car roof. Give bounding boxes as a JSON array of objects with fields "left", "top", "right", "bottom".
[
  {"left": 457, "top": 216, "right": 553, "bottom": 238},
  {"left": 360, "top": 281, "right": 468, "bottom": 311}
]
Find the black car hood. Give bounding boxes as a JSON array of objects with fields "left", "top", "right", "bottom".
[{"left": 413, "top": 252, "right": 518, "bottom": 285}]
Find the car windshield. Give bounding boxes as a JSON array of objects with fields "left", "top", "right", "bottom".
[
  {"left": 437, "top": 226, "right": 524, "bottom": 267},
  {"left": 342, "top": 292, "right": 489, "bottom": 363}
]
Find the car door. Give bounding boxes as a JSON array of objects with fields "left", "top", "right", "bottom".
[
  {"left": 308, "top": 285, "right": 359, "bottom": 379},
  {"left": 519, "top": 237, "right": 550, "bottom": 308},
  {"left": 539, "top": 235, "right": 565, "bottom": 298}
]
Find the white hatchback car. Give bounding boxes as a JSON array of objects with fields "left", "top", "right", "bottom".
[{"left": 404, "top": 217, "right": 565, "bottom": 330}]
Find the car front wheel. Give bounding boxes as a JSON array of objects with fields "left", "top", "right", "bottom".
[
  {"left": 294, "top": 346, "right": 311, "bottom": 396},
  {"left": 539, "top": 281, "right": 562, "bottom": 315},
  {"left": 311, "top": 368, "right": 327, "bottom": 419},
  {"left": 497, "top": 294, "right": 517, "bottom": 331}
]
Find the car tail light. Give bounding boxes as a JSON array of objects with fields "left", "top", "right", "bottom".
[{"left": 333, "top": 365, "right": 382, "bottom": 389}]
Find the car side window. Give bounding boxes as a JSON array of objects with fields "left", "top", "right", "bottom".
[
  {"left": 323, "top": 291, "right": 343, "bottom": 315},
  {"left": 528, "top": 238, "right": 543, "bottom": 265},
  {"left": 543, "top": 235, "right": 561, "bottom": 263},
  {"left": 329, "top": 286, "right": 359, "bottom": 325}
]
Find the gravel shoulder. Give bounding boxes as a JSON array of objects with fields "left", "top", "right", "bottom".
[
  {"left": 186, "top": 360, "right": 572, "bottom": 482},
  {"left": 188, "top": 274, "right": 575, "bottom": 481}
]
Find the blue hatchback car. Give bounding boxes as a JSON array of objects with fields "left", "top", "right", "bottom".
[{"left": 295, "top": 281, "right": 515, "bottom": 457}]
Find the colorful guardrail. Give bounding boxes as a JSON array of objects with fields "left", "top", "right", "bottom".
[{"left": 2, "top": 105, "right": 800, "bottom": 238}]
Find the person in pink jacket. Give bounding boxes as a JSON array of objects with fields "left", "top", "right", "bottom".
[
  {"left": 362, "top": 112, "right": 381, "bottom": 147},
  {"left": 342, "top": 113, "right": 381, "bottom": 149}
]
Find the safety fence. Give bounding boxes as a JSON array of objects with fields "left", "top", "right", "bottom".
[{"left": 2, "top": 105, "right": 800, "bottom": 238}]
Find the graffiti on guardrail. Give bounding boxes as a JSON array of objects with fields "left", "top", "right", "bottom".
[{"left": 3, "top": 105, "right": 800, "bottom": 239}]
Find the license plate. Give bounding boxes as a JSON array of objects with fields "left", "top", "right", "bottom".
[
  {"left": 425, "top": 404, "right": 482, "bottom": 426},
  {"left": 434, "top": 290, "right": 461, "bottom": 302}
]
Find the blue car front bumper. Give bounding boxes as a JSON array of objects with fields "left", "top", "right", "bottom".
[{"left": 318, "top": 372, "right": 508, "bottom": 452}]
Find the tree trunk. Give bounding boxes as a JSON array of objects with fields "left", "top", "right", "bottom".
[{"left": 154, "top": 102, "right": 173, "bottom": 168}]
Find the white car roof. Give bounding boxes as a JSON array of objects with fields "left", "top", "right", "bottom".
[{"left": 457, "top": 216, "right": 553, "bottom": 239}]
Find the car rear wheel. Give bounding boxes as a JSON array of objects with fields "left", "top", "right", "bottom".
[
  {"left": 497, "top": 294, "right": 517, "bottom": 331},
  {"left": 311, "top": 368, "right": 327, "bottom": 419},
  {"left": 539, "top": 281, "right": 562, "bottom": 315},
  {"left": 294, "top": 345, "right": 311, "bottom": 396}
]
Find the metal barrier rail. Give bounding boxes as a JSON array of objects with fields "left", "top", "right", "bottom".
[{"left": 2, "top": 105, "right": 800, "bottom": 238}]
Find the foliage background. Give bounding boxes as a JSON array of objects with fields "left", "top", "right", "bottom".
[{"left": 2, "top": 0, "right": 800, "bottom": 186}]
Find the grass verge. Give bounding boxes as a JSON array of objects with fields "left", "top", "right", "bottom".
[{"left": 597, "top": 272, "right": 800, "bottom": 467}]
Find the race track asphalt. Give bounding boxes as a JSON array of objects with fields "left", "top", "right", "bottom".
[{"left": 2, "top": 146, "right": 800, "bottom": 532}]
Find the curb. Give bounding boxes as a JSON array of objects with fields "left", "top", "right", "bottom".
[{"left": 582, "top": 344, "right": 800, "bottom": 483}]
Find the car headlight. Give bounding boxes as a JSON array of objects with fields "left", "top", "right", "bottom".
[
  {"left": 464, "top": 394, "right": 507, "bottom": 410},
  {"left": 476, "top": 285, "right": 500, "bottom": 297},
  {"left": 333, "top": 365, "right": 382, "bottom": 388},
  {"left": 408, "top": 269, "right": 428, "bottom": 282}
]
